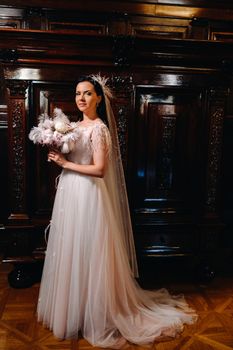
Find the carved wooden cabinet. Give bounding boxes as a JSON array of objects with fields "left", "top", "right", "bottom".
[
  {"left": 1, "top": 2, "right": 233, "bottom": 286},
  {"left": 128, "top": 80, "right": 229, "bottom": 281}
]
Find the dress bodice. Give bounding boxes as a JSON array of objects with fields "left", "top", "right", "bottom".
[{"left": 67, "top": 121, "right": 111, "bottom": 165}]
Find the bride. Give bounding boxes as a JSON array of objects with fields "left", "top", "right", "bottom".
[{"left": 37, "top": 74, "right": 197, "bottom": 349}]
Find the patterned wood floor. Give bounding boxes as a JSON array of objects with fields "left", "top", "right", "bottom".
[{"left": 1, "top": 262, "right": 233, "bottom": 350}]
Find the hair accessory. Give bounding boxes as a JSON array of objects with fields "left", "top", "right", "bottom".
[{"left": 90, "top": 74, "right": 113, "bottom": 99}]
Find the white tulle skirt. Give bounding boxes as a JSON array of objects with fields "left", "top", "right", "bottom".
[{"left": 37, "top": 169, "right": 197, "bottom": 348}]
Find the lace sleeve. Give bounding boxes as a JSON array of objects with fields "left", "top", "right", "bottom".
[{"left": 91, "top": 124, "right": 112, "bottom": 156}]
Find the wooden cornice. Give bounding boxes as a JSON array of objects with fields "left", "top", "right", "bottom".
[
  {"left": 1, "top": 1, "right": 233, "bottom": 20},
  {"left": 1, "top": 28, "right": 233, "bottom": 71},
  {"left": 0, "top": 28, "right": 113, "bottom": 66}
]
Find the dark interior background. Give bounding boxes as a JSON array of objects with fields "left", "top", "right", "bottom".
[{"left": 1, "top": 0, "right": 233, "bottom": 286}]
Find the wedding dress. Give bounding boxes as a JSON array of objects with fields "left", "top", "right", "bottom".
[{"left": 37, "top": 120, "right": 197, "bottom": 349}]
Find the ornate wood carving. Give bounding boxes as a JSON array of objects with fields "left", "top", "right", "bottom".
[
  {"left": 158, "top": 115, "right": 176, "bottom": 191},
  {"left": 205, "top": 87, "right": 228, "bottom": 213},
  {"left": 110, "top": 75, "right": 133, "bottom": 92},
  {"left": 110, "top": 76, "right": 133, "bottom": 168},
  {"left": 6, "top": 80, "right": 29, "bottom": 221},
  {"left": 115, "top": 105, "right": 128, "bottom": 167},
  {"left": 11, "top": 101, "right": 25, "bottom": 209},
  {"left": 0, "top": 21, "right": 18, "bottom": 29},
  {"left": 24, "top": 7, "right": 44, "bottom": 30},
  {"left": 7, "top": 80, "right": 28, "bottom": 96},
  {"left": 0, "top": 49, "right": 18, "bottom": 63},
  {"left": 131, "top": 87, "right": 203, "bottom": 217},
  {"left": 112, "top": 35, "right": 135, "bottom": 67},
  {"left": 221, "top": 59, "right": 233, "bottom": 72},
  {"left": 25, "top": 7, "right": 44, "bottom": 18}
]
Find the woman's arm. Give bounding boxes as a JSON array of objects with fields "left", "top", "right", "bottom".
[{"left": 48, "top": 149, "right": 107, "bottom": 178}]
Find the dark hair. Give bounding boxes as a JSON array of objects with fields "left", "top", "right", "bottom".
[{"left": 76, "top": 75, "right": 108, "bottom": 126}]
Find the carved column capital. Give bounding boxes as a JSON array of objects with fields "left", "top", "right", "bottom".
[{"left": 6, "top": 80, "right": 28, "bottom": 97}]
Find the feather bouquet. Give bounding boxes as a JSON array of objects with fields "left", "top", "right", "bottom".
[{"left": 29, "top": 108, "right": 78, "bottom": 153}]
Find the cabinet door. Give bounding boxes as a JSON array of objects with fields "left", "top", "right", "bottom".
[
  {"left": 129, "top": 86, "right": 206, "bottom": 261},
  {"left": 28, "top": 81, "right": 77, "bottom": 221},
  {"left": 130, "top": 87, "right": 204, "bottom": 219}
]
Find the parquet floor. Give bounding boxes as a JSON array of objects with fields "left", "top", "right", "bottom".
[{"left": 1, "top": 262, "right": 233, "bottom": 350}]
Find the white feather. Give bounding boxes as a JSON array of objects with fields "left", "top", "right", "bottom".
[{"left": 29, "top": 108, "right": 79, "bottom": 153}]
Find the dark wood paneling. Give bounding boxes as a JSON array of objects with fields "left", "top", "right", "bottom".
[
  {"left": 0, "top": 7, "right": 25, "bottom": 29},
  {"left": 1, "top": 0, "right": 233, "bottom": 283},
  {"left": 110, "top": 76, "right": 134, "bottom": 170},
  {"left": 6, "top": 80, "right": 29, "bottom": 222},
  {"left": 127, "top": 77, "right": 229, "bottom": 266},
  {"left": 130, "top": 86, "right": 203, "bottom": 217},
  {"left": 129, "top": 16, "right": 190, "bottom": 38},
  {"left": 2, "top": 29, "right": 233, "bottom": 71},
  {"left": 28, "top": 82, "right": 77, "bottom": 220},
  {"left": 0, "top": 103, "right": 8, "bottom": 223},
  {"left": 2, "top": 2, "right": 233, "bottom": 40},
  {"left": 190, "top": 18, "right": 233, "bottom": 41}
]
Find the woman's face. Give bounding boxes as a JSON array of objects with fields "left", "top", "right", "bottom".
[{"left": 75, "top": 81, "right": 101, "bottom": 116}]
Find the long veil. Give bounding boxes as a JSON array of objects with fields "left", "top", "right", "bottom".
[{"left": 91, "top": 74, "right": 138, "bottom": 277}]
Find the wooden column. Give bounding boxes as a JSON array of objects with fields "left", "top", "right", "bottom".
[
  {"left": 205, "top": 87, "right": 229, "bottom": 217},
  {"left": 6, "top": 80, "right": 29, "bottom": 222}
]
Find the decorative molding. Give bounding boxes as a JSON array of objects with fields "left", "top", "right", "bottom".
[
  {"left": 0, "top": 49, "right": 18, "bottom": 63},
  {"left": 206, "top": 87, "right": 228, "bottom": 212},
  {"left": 11, "top": 100, "right": 25, "bottom": 212},
  {"left": 110, "top": 75, "right": 133, "bottom": 168},
  {"left": 221, "top": 58, "right": 233, "bottom": 72},
  {"left": 25, "top": 7, "right": 44, "bottom": 18},
  {"left": 110, "top": 75, "right": 133, "bottom": 93},
  {"left": 0, "top": 104, "right": 8, "bottom": 129},
  {"left": 190, "top": 17, "right": 209, "bottom": 27},
  {"left": 6, "top": 80, "right": 29, "bottom": 219},
  {"left": 48, "top": 21, "right": 106, "bottom": 34},
  {"left": 110, "top": 11, "right": 129, "bottom": 20},
  {"left": 158, "top": 115, "right": 176, "bottom": 191},
  {"left": 0, "top": 22, "right": 18, "bottom": 29},
  {"left": 116, "top": 106, "right": 127, "bottom": 166},
  {"left": 112, "top": 35, "right": 135, "bottom": 67},
  {"left": 7, "top": 80, "right": 28, "bottom": 97}
]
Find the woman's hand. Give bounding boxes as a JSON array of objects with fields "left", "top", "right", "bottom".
[
  {"left": 48, "top": 146, "right": 107, "bottom": 177},
  {"left": 48, "top": 150, "right": 68, "bottom": 168}
]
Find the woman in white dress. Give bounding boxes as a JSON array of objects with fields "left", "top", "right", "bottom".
[{"left": 37, "top": 75, "right": 197, "bottom": 349}]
